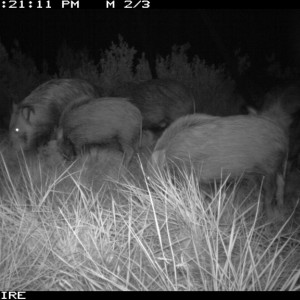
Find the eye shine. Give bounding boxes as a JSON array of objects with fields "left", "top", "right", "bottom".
[{"left": 9, "top": 78, "right": 100, "bottom": 152}]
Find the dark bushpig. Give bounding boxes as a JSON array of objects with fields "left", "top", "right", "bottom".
[
  {"left": 113, "top": 79, "right": 195, "bottom": 130},
  {"left": 148, "top": 105, "right": 291, "bottom": 216},
  {"left": 57, "top": 97, "right": 142, "bottom": 165},
  {"left": 261, "top": 82, "right": 300, "bottom": 170},
  {"left": 9, "top": 78, "right": 100, "bottom": 152},
  {"left": 0, "top": 83, "right": 12, "bottom": 130},
  {"left": 191, "top": 77, "right": 247, "bottom": 117}
]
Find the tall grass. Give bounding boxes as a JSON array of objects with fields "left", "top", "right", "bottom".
[{"left": 0, "top": 150, "right": 299, "bottom": 291}]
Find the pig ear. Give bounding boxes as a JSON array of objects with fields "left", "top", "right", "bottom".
[
  {"left": 152, "top": 149, "right": 166, "bottom": 167},
  {"left": 12, "top": 102, "right": 18, "bottom": 112},
  {"left": 247, "top": 106, "right": 258, "bottom": 115},
  {"left": 21, "top": 105, "right": 35, "bottom": 123}
]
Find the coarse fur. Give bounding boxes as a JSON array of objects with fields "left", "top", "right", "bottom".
[
  {"left": 57, "top": 97, "right": 143, "bottom": 165},
  {"left": 252, "top": 82, "right": 300, "bottom": 169},
  {"left": 9, "top": 78, "right": 100, "bottom": 152},
  {"left": 148, "top": 111, "right": 290, "bottom": 216},
  {"left": 262, "top": 82, "right": 300, "bottom": 115},
  {"left": 266, "top": 84, "right": 300, "bottom": 169},
  {"left": 113, "top": 79, "right": 195, "bottom": 129}
]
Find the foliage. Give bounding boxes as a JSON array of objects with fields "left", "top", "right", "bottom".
[
  {"left": 0, "top": 40, "right": 49, "bottom": 104},
  {"left": 157, "top": 44, "right": 243, "bottom": 116},
  {"left": 98, "top": 35, "right": 152, "bottom": 95}
]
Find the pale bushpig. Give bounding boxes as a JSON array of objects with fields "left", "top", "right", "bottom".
[
  {"left": 57, "top": 97, "right": 142, "bottom": 165},
  {"left": 148, "top": 106, "right": 291, "bottom": 215}
]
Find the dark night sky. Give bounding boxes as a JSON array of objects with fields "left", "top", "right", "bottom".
[{"left": 0, "top": 9, "right": 299, "bottom": 74}]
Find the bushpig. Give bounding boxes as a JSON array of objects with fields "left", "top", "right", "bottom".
[
  {"left": 57, "top": 97, "right": 142, "bottom": 165},
  {"left": 0, "top": 83, "right": 12, "bottom": 130},
  {"left": 113, "top": 79, "right": 195, "bottom": 129},
  {"left": 262, "top": 83, "right": 300, "bottom": 169},
  {"left": 148, "top": 107, "right": 291, "bottom": 215},
  {"left": 9, "top": 78, "right": 100, "bottom": 152}
]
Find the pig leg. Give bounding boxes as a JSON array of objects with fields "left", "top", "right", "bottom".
[
  {"left": 121, "top": 142, "right": 135, "bottom": 166},
  {"left": 275, "top": 173, "right": 285, "bottom": 208},
  {"left": 263, "top": 174, "right": 277, "bottom": 218}
]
